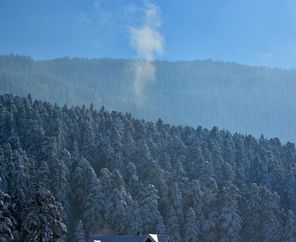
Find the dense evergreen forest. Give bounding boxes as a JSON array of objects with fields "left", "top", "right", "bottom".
[
  {"left": 1, "top": 54, "right": 296, "bottom": 142},
  {"left": 1, "top": 94, "right": 296, "bottom": 241}
]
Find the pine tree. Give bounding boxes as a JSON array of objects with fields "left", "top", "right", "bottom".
[
  {"left": 218, "top": 181, "right": 241, "bottom": 242},
  {"left": 184, "top": 207, "right": 199, "bottom": 242},
  {"left": 201, "top": 178, "right": 219, "bottom": 242},
  {"left": 21, "top": 184, "right": 67, "bottom": 241},
  {"left": 167, "top": 207, "right": 182, "bottom": 242},
  {"left": 242, "top": 183, "right": 283, "bottom": 242},
  {"left": 74, "top": 220, "right": 86, "bottom": 242},
  {"left": 82, "top": 168, "right": 104, "bottom": 236},
  {"left": 260, "top": 187, "right": 283, "bottom": 242},
  {"left": 0, "top": 191, "right": 14, "bottom": 241},
  {"left": 109, "top": 170, "right": 130, "bottom": 234},
  {"left": 127, "top": 202, "right": 143, "bottom": 235},
  {"left": 241, "top": 183, "right": 262, "bottom": 241},
  {"left": 137, "top": 183, "right": 161, "bottom": 234}
]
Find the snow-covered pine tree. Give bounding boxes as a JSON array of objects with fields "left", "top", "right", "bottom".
[
  {"left": 218, "top": 181, "right": 241, "bottom": 242},
  {"left": 74, "top": 220, "right": 86, "bottom": 242},
  {"left": 0, "top": 191, "right": 14, "bottom": 241},
  {"left": 184, "top": 207, "right": 199, "bottom": 242},
  {"left": 21, "top": 184, "right": 67, "bottom": 241}
]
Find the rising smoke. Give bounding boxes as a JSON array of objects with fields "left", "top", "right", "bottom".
[{"left": 129, "top": 2, "right": 164, "bottom": 103}]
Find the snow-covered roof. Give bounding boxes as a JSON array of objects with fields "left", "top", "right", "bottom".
[{"left": 89, "top": 234, "right": 170, "bottom": 242}]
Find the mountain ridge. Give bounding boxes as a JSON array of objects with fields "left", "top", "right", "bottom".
[{"left": 1, "top": 54, "right": 295, "bottom": 143}]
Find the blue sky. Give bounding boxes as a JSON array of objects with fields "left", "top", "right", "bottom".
[{"left": 1, "top": 0, "right": 296, "bottom": 68}]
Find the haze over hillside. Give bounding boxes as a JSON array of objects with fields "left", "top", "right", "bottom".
[
  {"left": 2, "top": 1, "right": 296, "bottom": 241},
  {"left": 1, "top": 54, "right": 295, "bottom": 142}
]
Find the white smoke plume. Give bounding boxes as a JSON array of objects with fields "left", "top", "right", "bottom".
[{"left": 129, "top": 2, "right": 164, "bottom": 102}]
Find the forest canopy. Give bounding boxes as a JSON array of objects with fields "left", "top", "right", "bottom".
[{"left": 0, "top": 94, "right": 296, "bottom": 241}]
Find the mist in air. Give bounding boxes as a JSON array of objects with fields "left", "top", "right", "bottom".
[{"left": 1, "top": 1, "right": 296, "bottom": 242}]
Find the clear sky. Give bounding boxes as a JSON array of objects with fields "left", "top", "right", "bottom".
[{"left": 1, "top": 0, "right": 296, "bottom": 68}]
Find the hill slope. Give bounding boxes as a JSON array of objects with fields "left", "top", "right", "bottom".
[
  {"left": 0, "top": 94, "right": 296, "bottom": 241},
  {"left": 0, "top": 54, "right": 296, "bottom": 142}
]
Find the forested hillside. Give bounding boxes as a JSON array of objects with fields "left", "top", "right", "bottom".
[
  {"left": 1, "top": 94, "right": 296, "bottom": 241},
  {"left": 1, "top": 54, "right": 296, "bottom": 142}
]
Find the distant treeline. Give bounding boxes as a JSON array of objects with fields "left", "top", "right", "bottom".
[{"left": 0, "top": 54, "right": 295, "bottom": 142}]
